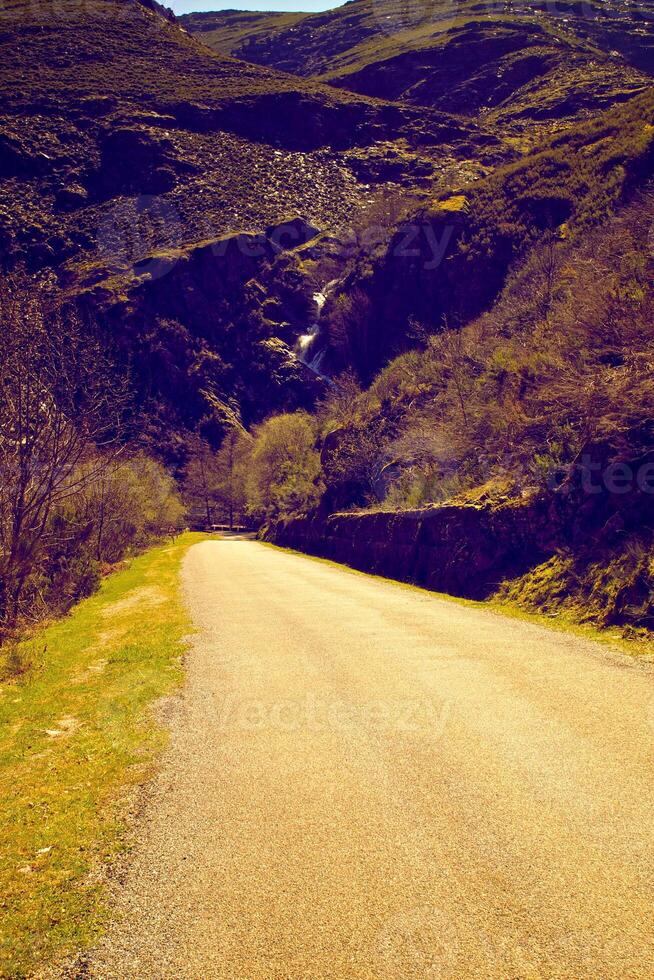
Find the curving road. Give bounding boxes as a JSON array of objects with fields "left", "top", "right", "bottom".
[{"left": 90, "top": 537, "right": 654, "bottom": 978}]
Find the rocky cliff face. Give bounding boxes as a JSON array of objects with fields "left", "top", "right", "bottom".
[
  {"left": 70, "top": 225, "right": 330, "bottom": 456},
  {"left": 264, "top": 495, "right": 558, "bottom": 599}
]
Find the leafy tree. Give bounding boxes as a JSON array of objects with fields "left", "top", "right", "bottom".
[
  {"left": 33, "top": 455, "right": 186, "bottom": 621},
  {"left": 0, "top": 285, "right": 188, "bottom": 639},
  {"left": 246, "top": 412, "right": 322, "bottom": 521},
  {"left": 214, "top": 429, "right": 251, "bottom": 530}
]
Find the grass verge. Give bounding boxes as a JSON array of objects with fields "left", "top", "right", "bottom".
[{"left": 0, "top": 532, "right": 205, "bottom": 978}]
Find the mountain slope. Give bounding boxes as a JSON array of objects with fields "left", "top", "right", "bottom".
[
  {"left": 180, "top": 9, "right": 309, "bottom": 58},
  {"left": 266, "top": 187, "right": 654, "bottom": 631},
  {"left": 0, "top": 0, "right": 500, "bottom": 453},
  {"left": 3, "top": 0, "right": 653, "bottom": 458},
  {"left": 1, "top": 0, "right": 503, "bottom": 273},
  {"left": 184, "top": 0, "right": 653, "bottom": 139},
  {"left": 315, "top": 86, "right": 654, "bottom": 379}
]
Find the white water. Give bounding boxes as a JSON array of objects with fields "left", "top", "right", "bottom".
[{"left": 295, "top": 283, "right": 337, "bottom": 377}]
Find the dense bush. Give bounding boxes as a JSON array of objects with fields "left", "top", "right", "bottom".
[
  {"left": 21, "top": 455, "right": 186, "bottom": 623},
  {"left": 245, "top": 412, "right": 323, "bottom": 521},
  {"left": 181, "top": 413, "right": 323, "bottom": 527}
]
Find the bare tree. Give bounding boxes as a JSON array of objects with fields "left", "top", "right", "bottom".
[
  {"left": 182, "top": 435, "right": 222, "bottom": 529},
  {"left": 0, "top": 285, "right": 127, "bottom": 637},
  {"left": 432, "top": 319, "right": 471, "bottom": 430}
]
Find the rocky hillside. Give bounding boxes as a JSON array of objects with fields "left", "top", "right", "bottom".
[
  {"left": 1, "top": 0, "right": 511, "bottom": 458},
  {"left": 181, "top": 9, "right": 308, "bottom": 58},
  {"left": 264, "top": 189, "right": 654, "bottom": 633},
  {"left": 315, "top": 86, "right": 654, "bottom": 379},
  {"left": 183, "top": 0, "right": 653, "bottom": 140},
  {"left": 2, "top": 0, "right": 653, "bottom": 461},
  {"left": 1, "top": 0, "right": 445, "bottom": 273}
]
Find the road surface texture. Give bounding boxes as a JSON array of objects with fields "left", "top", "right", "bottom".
[{"left": 89, "top": 538, "right": 654, "bottom": 978}]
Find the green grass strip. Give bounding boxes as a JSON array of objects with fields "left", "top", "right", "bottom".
[{"left": 0, "top": 532, "right": 206, "bottom": 978}]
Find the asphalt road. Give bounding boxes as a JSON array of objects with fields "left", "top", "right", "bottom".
[{"left": 90, "top": 537, "right": 654, "bottom": 978}]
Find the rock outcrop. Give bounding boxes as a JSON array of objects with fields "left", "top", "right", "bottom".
[
  {"left": 69, "top": 228, "right": 323, "bottom": 451},
  {"left": 264, "top": 433, "right": 654, "bottom": 629},
  {"left": 263, "top": 495, "right": 558, "bottom": 599}
]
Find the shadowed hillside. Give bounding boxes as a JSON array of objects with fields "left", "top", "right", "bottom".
[
  {"left": 313, "top": 86, "right": 654, "bottom": 379},
  {"left": 1, "top": 0, "right": 511, "bottom": 453},
  {"left": 184, "top": 0, "right": 653, "bottom": 140}
]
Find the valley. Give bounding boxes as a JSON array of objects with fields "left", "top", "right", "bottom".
[
  {"left": 0, "top": 0, "right": 652, "bottom": 628},
  {"left": 2, "top": 0, "right": 654, "bottom": 975}
]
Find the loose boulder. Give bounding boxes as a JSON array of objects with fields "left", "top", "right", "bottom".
[{"left": 265, "top": 216, "right": 321, "bottom": 252}]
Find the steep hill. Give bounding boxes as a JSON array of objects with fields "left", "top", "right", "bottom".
[
  {"left": 2, "top": 0, "right": 654, "bottom": 636},
  {"left": 314, "top": 85, "right": 654, "bottom": 379},
  {"left": 180, "top": 9, "right": 308, "bottom": 58},
  {"left": 0, "top": 0, "right": 502, "bottom": 456},
  {"left": 3, "top": 0, "right": 653, "bottom": 459},
  {"left": 1, "top": 0, "right": 469, "bottom": 273},
  {"left": 184, "top": 0, "right": 653, "bottom": 139}
]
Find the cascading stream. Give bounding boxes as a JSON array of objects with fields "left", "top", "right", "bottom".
[{"left": 295, "top": 280, "right": 338, "bottom": 377}]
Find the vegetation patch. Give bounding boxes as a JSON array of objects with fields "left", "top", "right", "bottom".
[
  {"left": 253, "top": 190, "right": 654, "bottom": 634},
  {"left": 0, "top": 532, "right": 204, "bottom": 978},
  {"left": 498, "top": 537, "right": 654, "bottom": 635}
]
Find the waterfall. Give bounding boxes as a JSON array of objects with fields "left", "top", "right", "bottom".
[{"left": 295, "top": 281, "right": 337, "bottom": 377}]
